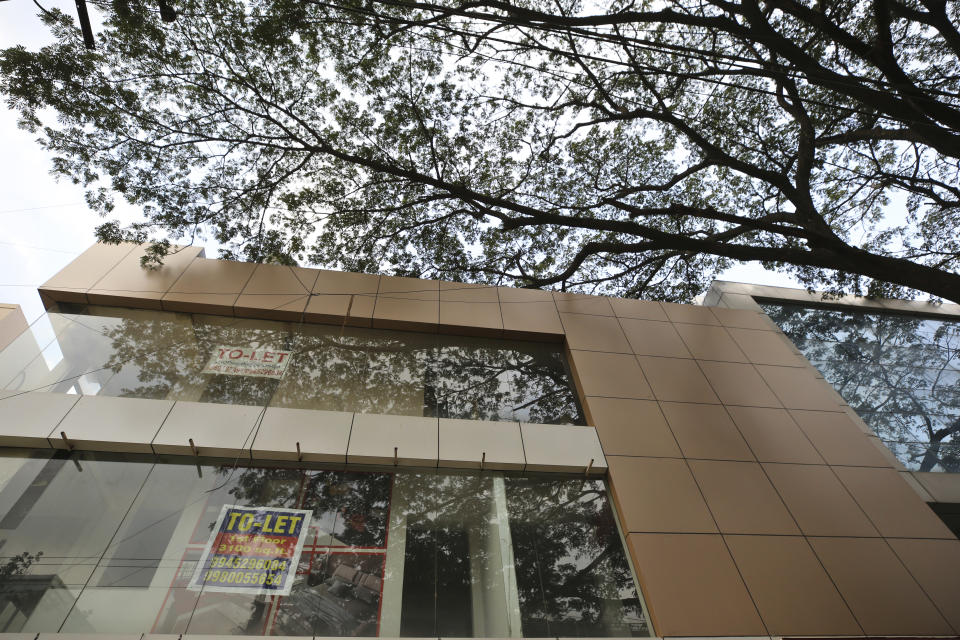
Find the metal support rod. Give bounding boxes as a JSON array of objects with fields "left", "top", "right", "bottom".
[
  {"left": 393, "top": 446, "right": 398, "bottom": 466},
  {"left": 585, "top": 458, "right": 594, "bottom": 476},
  {"left": 60, "top": 431, "right": 73, "bottom": 451},
  {"left": 481, "top": 451, "right": 486, "bottom": 471},
  {"left": 189, "top": 438, "right": 199, "bottom": 457},
  {"left": 296, "top": 441, "right": 302, "bottom": 461}
]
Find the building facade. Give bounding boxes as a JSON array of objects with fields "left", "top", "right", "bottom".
[{"left": 0, "top": 243, "right": 957, "bottom": 638}]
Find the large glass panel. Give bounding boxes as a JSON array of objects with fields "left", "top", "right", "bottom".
[
  {"left": 762, "top": 302, "right": 960, "bottom": 471},
  {"left": 505, "top": 477, "right": 648, "bottom": 637},
  {"left": 0, "top": 449, "right": 648, "bottom": 636},
  {"left": 0, "top": 304, "right": 585, "bottom": 425}
]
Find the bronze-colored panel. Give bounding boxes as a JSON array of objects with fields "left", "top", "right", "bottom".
[
  {"left": 497, "top": 287, "right": 564, "bottom": 340},
  {"left": 568, "top": 350, "right": 653, "bottom": 400},
  {"left": 636, "top": 356, "right": 720, "bottom": 404},
  {"left": 810, "top": 537, "right": 952, "bottom": 636},
  {"left": 439, "top": 281, "right": 502, "bottom": 337},
  {"left": 372, "top": 275, "right": 440, "bottom": 331},
  {"left": 659, "top": 301, "right": 722, "bottom": 326},
  {"left": 914, "top": 471, "right": 960, "bottom": 503},
  {"left": 659, "top": 402, "right": 755, "bottom": 461},
  {"left": 606, "top": 456, "right": 717, "bottom": 533},
  {"left": 710, "top": 306, "right": 777, "bottom": 330},
  {"left": 303, "top": 294, "right": 376, "bottom": 327},
  {"left": 553, "top": 291, "right": 615, "bottom": 315},
  {"left": 789, "top": 409, "right": 894, "bottom": 467},
  {"left": 87, "top": 244, "right": 203, "bottom": 309},
  {"left": 726, "top": 406, "right": 824, "bottom": 464},
  {"left": 618, "top": 318, "right": 692, "bottom": 358},
  {"left": 627, "top": 533, "right": 766, "bottom": 637},
  {"left": 833, "top": 466, "right": 956, "bottom": 539},
  {"left": 727, "top": 327, "right": 806, "bottom": 367},
  {"left": 756, "top": 364, "right": 847, "bottom": 411},
  {"left": 559, "top": 312, "right": 631, "bottom": 353},
  {"left": 762, "top": 463, "right": 879, "bottom": 537},
  {"left": 40, "top": 241, "right": 139, "bottom": 303},
  {"left": 609, "top": 297, "right": 670, "bottom": 321},
  {"left": 688, "top": 460, "right": 799, "bottom": 534},
  {"left": 888, "top": 538, "right": 960, "bottom": 633},
  {"left": 725, "top": 535, "right": 862, "bottom": 636},
  {"left": 234, "top": 263, "right": 317, "bottom": 320},
  {"left": 673, "top": 323, "right": 749, "bottom": 362},
  {"left": 698, "top": 360, "right": 783, "bottom": 408},
  {"left": 161, "top": 258, "right": 257, "bottom": 315},
  {"left": 312, "top": 269, "right": 379, "bottom": 295},
  {"left": 584, "top": 397, "right": 681, "bottom": 458}
]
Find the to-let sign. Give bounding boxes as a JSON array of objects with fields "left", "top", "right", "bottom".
[
  {"left": 202, "top": 345, "right": 292, "bottom": 379},
  {"left": 189, "top": 505, "right": 312, "bottom": 595}
]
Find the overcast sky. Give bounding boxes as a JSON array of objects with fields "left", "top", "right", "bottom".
[{"left": 0, "top": 0, "right": 801, "bottom": 326}]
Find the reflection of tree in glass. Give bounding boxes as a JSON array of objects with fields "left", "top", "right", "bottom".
[
  {"left": 86, "top": 307, "right": 583, "bottom": 423},
  {"left": 195, "top": 465, "right": 391, "bottom": 636},
  {"left": 97, "top": 311, "right": 295, "bottom": 405},
  {"left": 763, "top": 303, "right": 960, "bottom": 471},
  {"left": 300, "top": 471, "right": 391, "bottom": 548},
  {"left": 504, "top": 477, "right": 646, "bottom": 637}
]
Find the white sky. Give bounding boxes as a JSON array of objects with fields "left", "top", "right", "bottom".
[{"left": 0, "top": 0, "right": 801, "bottom": 326}]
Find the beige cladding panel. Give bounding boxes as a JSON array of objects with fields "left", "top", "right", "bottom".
[
  {"left": 347, "top": 412, "right": 438, "bottom": 467},
  {"left": 306, "top": 270, "right": 379, "bottom": 326},
  {"left": 789, "top": 409, "right": 894, "bottom": 467},
  {"left": 627, "top": 533, "right": 766, "bottom": 637},
  {"left": 724, "top": 534, "right": 862, "bottom": 636},
  {"left": 151, "top": 400, "right": 263, "bottom": 457},
  {"left": 0, "top": 391, "right": 79, "bottom": 447},
  {"left": 53, "top": 395, "right": 174, "bottom": 454},
  {"left": 688, "top": 459, "right": 799, "bottom": 535},
  {"left": 567, "top": 349, "right": 653, "bottom": 400},
  {"left": 497, "top": 286, "right": 564, "bottom": 340},
  {"left": 673, "top": 322, "right": 748, "bottom": 362},
  {"left": 438, "top": 418, "right": 525, "bottom": 470},
  {"left": 233, "top": 263, "right": 317, "bottom": 321},
  {"left": 914, "top": 471, "right": 960, "bottom": 502},
  {"left": 584, "top": 397, "right": 680, "bottom": 458},
  {"left": 520, "top": 422, "right": 606, "bottom": 473},
  {"left": 832, "top": 465, "right": 956, "bottom": 538},
  {"left": 809, "top": 537, "right": 954, "bottom": 636},
  {"left": 251, "top": 406, "right": 352, "bottom": 462},
  {"left": 887, "top": 538, "right": 960, "bottom": 633},
  {"left": 606, "top": 456, "right": 716, "bottom": 533},
  {"left": 438, "top": 281, "right": 502, "bottom": 337},
  {"left": 39, "top": 241, "right": 139, "bottom": 304},
  {"left": 87, "top": 244, "right": 204, "bottom": 309},
  {"left": 161, "top": 258, "right": 257, "bottom": 315},
  {"left": 372, "top": 275, "right": 440, "bottom": 331},
  {"left": 553, "top": 291, "right": 614, "bottom": 316},
  {"left": 559, "top": 312, "right": 631, "bottom": 353}
]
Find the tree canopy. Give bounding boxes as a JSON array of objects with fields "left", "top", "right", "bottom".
[{"left": 2, "top": 0, "right": 959, "bottom": 301}]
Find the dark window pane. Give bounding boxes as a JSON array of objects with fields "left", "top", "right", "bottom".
[{"left": 505, "top": 477, "right": 647, "bottom": 637}]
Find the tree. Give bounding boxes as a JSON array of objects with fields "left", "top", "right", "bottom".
[{"left": 1, "top": 0, "right": 959, "bottom": 301}]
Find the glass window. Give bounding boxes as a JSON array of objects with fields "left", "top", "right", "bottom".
[
  {"left": 761, "top": 302, "right": 960, "bottom": 472},
  {"left": 0, "top": 448, "right": 648, "bottom": 637},
  {"left": 0, "top": 304, "right": 585, "bottom": 425}
]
